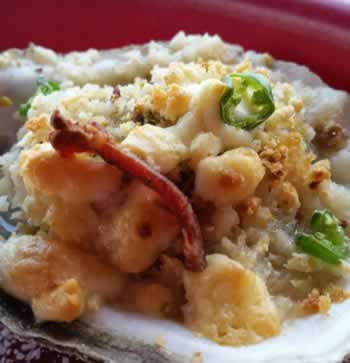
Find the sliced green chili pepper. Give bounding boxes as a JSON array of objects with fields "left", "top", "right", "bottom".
[
  {"left": 310, "top": 209, "right": 346, "bottom": 245},
  {"left": 295, "top": 209, "right": 350, "bottom": 264},
  {"left": 19, "top": 102, "right": 32, "bottom": 117},
  {"left": 220, "top": 72, "right": 275, "bottom": 130},
  {"left": 19, "top": 77, "right": 60, "bottom": 118},
  {"left": 296, "top": 232, "right": 349, "bottom": 265},
  {"left": 37, "top": 78, "right": 60, "bottom": 95}
]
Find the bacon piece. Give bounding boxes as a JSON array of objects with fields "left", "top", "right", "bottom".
[{"left": 49, "top": 111, "right": 206, "bottom": 272}]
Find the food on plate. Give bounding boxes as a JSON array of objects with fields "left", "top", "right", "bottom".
[{"left": 0, "top": 32, "right": 350, "bottom": 348}]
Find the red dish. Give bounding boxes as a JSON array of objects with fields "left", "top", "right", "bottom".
[
  {"left": 1, "top": 0, "right": 350, "bottom": 361},
  {"left": 1, "top": 0, "right": 350, "bottom": 91}
]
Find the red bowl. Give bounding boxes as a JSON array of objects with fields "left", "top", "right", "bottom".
[
  {"left": 1, "top": 0, "right": 350, "bottom": 91},
  {"left": 1, "top": 0, "right": 350, "bottom": 362}
]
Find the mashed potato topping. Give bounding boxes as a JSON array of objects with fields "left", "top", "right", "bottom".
[{"left": 0, "top": 32, "right": 350, "bottom": 347}]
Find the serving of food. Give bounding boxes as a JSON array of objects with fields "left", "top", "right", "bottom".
[{"left": 0, "top": 32, "right": 350, "bottom": 362}]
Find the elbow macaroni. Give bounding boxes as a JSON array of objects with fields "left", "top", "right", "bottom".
[
  {"left": 195, "top": 147, "right": 265, "bottom": 206},
  {"left": 189, "top": 132, "right": 222, "bottom": 168},
  {"left": 184, "top": 254, "right": 280, "bottom": 346},
  {"left": 121, "top": 124, "right": 188, "bottom": 173}
]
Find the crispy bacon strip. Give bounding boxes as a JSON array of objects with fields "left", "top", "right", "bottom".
[{"left": 49, "top": 111, "right": 206, "bottom": 272}]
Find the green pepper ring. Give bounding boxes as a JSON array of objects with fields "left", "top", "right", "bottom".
[{"left": 220, "top": 72, "right": 275, "bottom": 130}]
